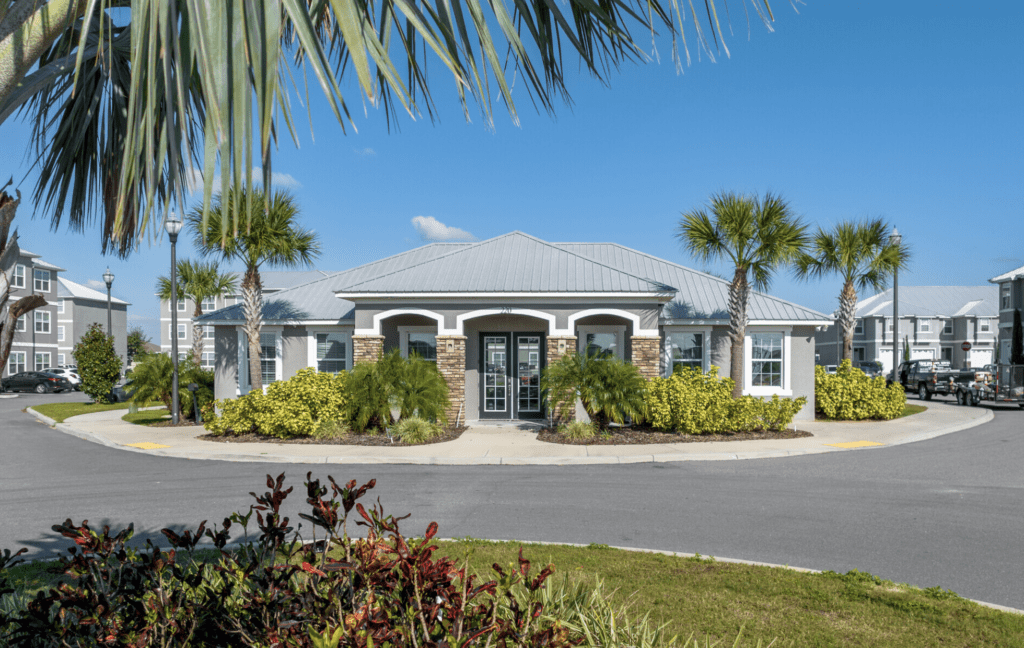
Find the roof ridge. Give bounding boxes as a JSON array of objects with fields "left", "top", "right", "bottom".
[
  {"left": 558, "top": 242, "right": 830, "bottom": 318},
  {"left": 337, "top": 232, "right": 677, "bottom": 293}
]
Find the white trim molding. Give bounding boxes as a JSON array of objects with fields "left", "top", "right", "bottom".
[
  {"left": 743, "top": 327, "right": 793, "bottom": 397},
  {"left": 355, "top": 308, "right": 449, "bottom": 336},
  {"left": 456, "top": 308, "right": 559, "bottom": 335},
  {"left": 336, "top": 291, "right": 675, "bottom": 300},
  {"left": 306, "top": 329, "right": 353, "bottom": 373},
  {"left": 568, "top": 308, "right": 659, "bottom": 338},
  {"left": 576, "top": 324, "right": 627, "bottom": 360}
]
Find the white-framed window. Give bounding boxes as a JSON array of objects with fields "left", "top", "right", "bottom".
[
  {"left": 854, "top": 321, "right": 863, "bottom": 335},
  {"left": 979, "top": 319, "right": 990, "bottom": 333},
  {"left": 201, "top": 296, "right": 216, "bottom": 312},
  {"left": 15, "top": 315, "right": 26, "bottom": 332},
  {"left": 8, "top": 351, "right": 26, "bottom": 375},
  {"left": 33, "top": 269, "right": 51, "bottom": 292},
  {"left": 12, "top": 264, "right": 25, "bottom": 289},
  {"left": 941, "top": 347, "right": 952, "bottom": 362},
  {"left": 1002, "top": 284, "right": 1011, "bottom": 310},
  {"left": 201, "top": 352, "right": 215, "bottom": 368},
  {"left": 57, "top": 299, "right": 65, "bottom": 314},
  {"left": 576, "top": 325, "right": 626, "bottom": 361},
  {"left": 177, "top": 299, "right": 186, "bottom": 312},
  {"left": 57, "top": 325, "right": 65, "bottom": 342},
  {"left": 744, "top": 329, "right": 792, "bottom": 396},
  {"left": 260, "top": 332, "right": 278, "bottom": 385},
  {"left": 204, "top": 325, "right": 215, "bottom": 339},
  {"left": 317, "top": 333, "right": 348, "bottom": 373},
  {"left": 178, "top": 324, "right": 186, "bottom": 340},
  {"left": 57, "top": 354, "right": 65, "bottom": 366},
  {"left": 943, "top": 320, "right": 953, "bottom": 335},
  {"left": 918, "top": 319, "right": 930, "bottom": 333},
  {"left": 34, "top": 310, "right": 51, "bottom": 334},
  {"left": 398, "top": 326, "right": 438, "bottom": 362},
  {"left": 34, "top": 352, "right": 50, "bottom": 371},
  {"left": 663, "top": 328, "right": 709, "bottom": 375}
]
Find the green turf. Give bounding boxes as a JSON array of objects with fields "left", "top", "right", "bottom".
[
  {"left": 900, "top": 404, "right": 927, "bottom": 418},
  {"left": 122, "top": 409, "right": 171, "bottom": 426},
  {"left": 30, "top": 401, "right": 134, "bottom": 423}
]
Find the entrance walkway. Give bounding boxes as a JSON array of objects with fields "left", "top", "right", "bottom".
[{"left": 29, "top": 401, "right": 993, "bottom": 465}]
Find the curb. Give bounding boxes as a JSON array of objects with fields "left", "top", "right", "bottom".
[{"left": 447, "top": 538, "right": 1024, "bottom": 617}]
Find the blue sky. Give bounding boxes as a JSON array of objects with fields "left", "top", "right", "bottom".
[{"left": 3, "top": 0, "right": 1022, "bottom": 343}]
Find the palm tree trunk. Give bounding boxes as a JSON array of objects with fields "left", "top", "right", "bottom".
[
  {"left": 243, "top": 266, "right": 263, "bottom": 392},
  {"left": 728, "top": 267, "right": 750, "bottom": 399},
  {"left": 838, "top": 280, "right": 858, "bottom": 363},
  {"left": 191, "top": 305, "right": 204, "bottom": 366}
]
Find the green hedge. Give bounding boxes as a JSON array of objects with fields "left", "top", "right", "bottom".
[
  {"left": 645, "top": 366, "right": 806, "bottom": 434},
  {"left": 815, "top": 360, "right": 905, "bottom": 420},
  {"left": 204, "top": 368, "right": 348, "bottom": 438}
]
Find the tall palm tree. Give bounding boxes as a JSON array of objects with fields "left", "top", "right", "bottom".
[
  {"left": 677, "top": 191, "right": 807, "bottom": 398},
  {"left": 0, "top": 1, "right": 780, "bottom": 254},
  {"left": 188, "top": 189, "right": 320, "bottom": 392},
  {"left": 794, "top": 218, "right": 908, "bottom": 363},
  {"left": 157, "top": 260, "right": 237, "bottom": 364}
]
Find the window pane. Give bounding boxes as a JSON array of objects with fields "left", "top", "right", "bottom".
[
  {"left": 408, "top": 333, "right": 437, "bottom": 361},
  {"left": 13, "top": 266, "right": 25, "bottom": 288},
  {"left": 9, "top": 352, "right": 26, "bottom": 374},
  {"left": 33, "top": 269, "right": 50, "bottom": 292},
  {"left": 204, "top": 325, "right": 215, "bottom": 339},
  {"left": 35, "top": 353, "right": 50, "bottom": 371},
  {"left": 177, "top": 324, "right": 186, "bottom": 339},
  {"left": 201, "top": 352, "right": 215, "bottom": 368},
  {"left": 584, "top": 333, "right": 617, "bottom": 359},
  {"left": 316, "top": 333, "right": 347, "bottom": 373},
  {"left": 669, "top": 333, "right": 703, "bottom": 373},
  {"left": 260, "top": 333, "right": 277, "bottom": 384},
  {"left": 751, "top": 333, "right": 783, "bottom": 387},
  {"left": 201, "top": 297, "right": 216, "bottom": 311}
]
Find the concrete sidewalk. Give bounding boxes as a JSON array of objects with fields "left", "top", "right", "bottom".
[{"left": 29, "top": 400, "right": 994, "bottom": 465}]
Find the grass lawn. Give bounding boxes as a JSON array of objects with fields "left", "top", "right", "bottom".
[
  {"left": 7, "top": 540, "right": 1017, "bottom": 647},
  {"left": 122, "top": 409, "right": 171, "bottom": 426},
  {"left": 30, "top": 401, "right": 134, "bottom": 423},
  {"left": 900, "top": 404, "right": 928, "bottom": 418}
]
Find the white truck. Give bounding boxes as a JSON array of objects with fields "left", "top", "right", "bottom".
[{"left": 951, "top": 364, "right": 1024, "bottom": 408}]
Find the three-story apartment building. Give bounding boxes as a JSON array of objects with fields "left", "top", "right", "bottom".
[
  {"left": 990, "top": 264, "right": 1024, "bottom": 362},
  {"left": 57, "top": 278, "right": 130, "bottom": 371},
  {"left": 814, "top": 286, "right": 999, "bottom": 372},
  {"left": 4, "top": 250, "right": 65, "bottom": 377}
]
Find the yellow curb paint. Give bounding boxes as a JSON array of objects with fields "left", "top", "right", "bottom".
[
  {"left": 825, "top": 440, "right": 885, "bottom": 449},
  {"left": 127, "top": 442, "right": 171, "bottom": 450}
]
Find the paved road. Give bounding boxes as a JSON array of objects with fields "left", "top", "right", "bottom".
[{"left": 1, "top": 391, "right": 1022, "bottom": 610}]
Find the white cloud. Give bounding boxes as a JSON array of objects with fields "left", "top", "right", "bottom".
[
  {"left": 86, "top": 279, "right": 107, "bottom": 290},
  {"left": 411, "top": 216, "right": 477, "bottom": 242},
  {"left": 353, "top": 147, "right": 376, "bottom": 156},
  {"left": 184, "top": 166, "right": 302, "bottom": 193}
]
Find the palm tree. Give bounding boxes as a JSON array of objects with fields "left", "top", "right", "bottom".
[
  {"left": 677, "top": 191, "right": 807, "bottom": 398},
  {"left": 0, "top": 2, "right": 780, "bottom": 253},
  {"left": 188, "top": 189, "right": 320, "bottom": 392},
  {"left": 157, "top": 260, "right": 237, "bottom": 364},
  {"left": 794, "top": 219, "right": 908, "bottom": 363}
]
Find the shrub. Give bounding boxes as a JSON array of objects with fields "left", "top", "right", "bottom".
[
  {"left": 129, "top": 353, "right": 213, "bottom": 421},
  {"left": 646, "top": 366, "right": 807, "bottom": 433},
  {"left": 541, "top": 352, "right": 647, "bottom": 429},
  {"left": 348, "top": 350, "right": 449, "bottom": 433},
  {"left": 205, "top": 368, "right": 348, "bottom": 438},
  {"left": 815, "top": 360, "right": 905, "bottom": 420},
  {"left": 72, "top": 323, "right": 122, "bottom": 403},
  {"left": 0, "top": 473, "right": 583, "bottom": 647},
  {"left": 393, "top": 416, "right": 442, "bottom": 444},
  {"left": 559, "top": 420, "right": 597, "bottom": 440}
]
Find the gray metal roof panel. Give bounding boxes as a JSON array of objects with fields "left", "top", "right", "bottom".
[
  {"left": 856, "top": 286, "right": 998, "bottom": 318},
  {"left": 990, "top": 264, "right": 1024, "bottom": 283}
]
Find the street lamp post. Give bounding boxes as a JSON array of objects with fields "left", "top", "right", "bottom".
[
  {"left": 890, "top": 227, "right": 902, "bottom": 380},
  {"left": 165, "top": 212, "right": 183, "bottom": 425},
  {"left": 102, "top": 267, "right": 115, "bottom": 337}
]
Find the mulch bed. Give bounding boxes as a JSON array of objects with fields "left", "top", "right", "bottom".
[
  {"left": 196, "top": 426, "right": 468, "bottom": 446},
  {"left": 536, "top": 426, "right": 812, "bottom": 445}
]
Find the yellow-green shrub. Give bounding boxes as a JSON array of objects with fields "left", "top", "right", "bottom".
[
  {"left": 815, "top": 360, "right": 905, "bottom": 420},
  {"left": 204, "top": 368, "right": 349, "bottom": 438},
  {"left": 645, "top": 366, "right": 807, "bottom": 434}
]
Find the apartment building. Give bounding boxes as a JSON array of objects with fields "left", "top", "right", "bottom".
[
  {"left": 4, "top": 249, "right": 64, "bottom": 378},
  {"left": 57, "top": 277, "right": 130, "bottom": 371},
  {"left": 990, "top": 264, "right": 1024, "bottom": 362},
  {"left": 814, "top": 286, "right": 999, "bottom": 372}
]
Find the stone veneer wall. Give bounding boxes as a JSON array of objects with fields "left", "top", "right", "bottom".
[
  {"left": 631, "top": 336, "right": 661, "bottom": 380},
  {"left": 546, "top": 336, "right": 578, "bottom": 422},
  {"left": 436, "top": 336, "right": 467, "bottom": 426},
  {"left": 352, "top": 335, "right": 384, "bottom": 364}
]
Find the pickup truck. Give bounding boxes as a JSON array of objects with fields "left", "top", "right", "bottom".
[{"left": 893, "top": 359, "right": 959, "bottom": 400}]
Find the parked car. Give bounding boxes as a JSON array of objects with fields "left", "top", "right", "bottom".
[
  {"left": 48, "top": 367, "right": 81, "bottom": 390},
  {"left": 1, "top": 371, "right": 74, "bottom": 393},
  {"left": 853, "top": 360, "right": 884, "bottom": 378},
  {"left": 893, "top": 359, "right": 959, "bottom": 400}
]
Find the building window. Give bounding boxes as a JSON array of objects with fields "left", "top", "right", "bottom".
[
  {"left": 177, "top": 299, "right": 186, "bottom": 312},
  {"left": 204, "top": 325, "right": 215, "bottom": 339},
  {"left": 57, "top": 326, "right": 65, "bottom": 342},
  {"left": 35, "top": 352, "right": 51, "bottom": 371},
  {"left": 918, "top": 320, "right": 930, "bottom": 333},
  {"left": 33, "top": 269, "right": 51, "bottom": 292},
  {"left": 854, "top": 321, "right": 863, "bottom": 335},
  {"left": 316, "top": 333, "right": 347, "bottom": 373},
  {"left": 667, "top": 332, "right": 704, "bottom": 374},
  {"left": 16, "top": 315, "right": 26, "bottom": 332},
  {"left": 941, "top": 347, "right": 952, "bottom": 362},
  {"left": 750, "top": 332, "right": 784, "bottom": 388},
  {"left": 35, "top": 310, "right": 51, "bottom": 334},
  {"left": 576, "top": 325, "right": 626, "bottom": 361},
  {"left": 201, "top": 352, "right": 215, "bottom": 368},
  {"left": 8, "top": 351, "right": 26, "bottom": 375},
  {"left": 1002, "top": 285, "right": 1011, "bottom": 309},
  {"left": 887, "top": 319, "right": 893, "bottom": 332},
  {"left": 943, "top": 320, "right": 953, "bottom": 335},
  {"left": 201, "top": 297, "right": 216, "bottom": 312},
  {"left": 57, "top": 354, "right": 65, "bottom": 366},
  {"left": 260, "top": 333, "right": 278, "bottom": 385},
  {"left": 12, "top": 265, "right": 25, "bottom": 288},
  {"left": 58, "top": 299, "right": 65, "bottom": 314},
  {"left": 178, "top": 324, "right": 186, "bottom": 340},
  {"left": 979, "top": 319, "right": 990, "bottom": 333},
  {"left": 853, "top": 347, "right": 865, "bottom": 362},
  {"left": 399, "top": 326, "right": 438, "bottom": 361}
]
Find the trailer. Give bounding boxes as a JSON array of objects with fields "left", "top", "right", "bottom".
[{"left": 952, "top": 364, "right": 1024, "bottom": 408}]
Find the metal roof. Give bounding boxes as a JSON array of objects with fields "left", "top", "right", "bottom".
[
  {"left": 990, "top": 264, "right": 1024, "bottom": 283},
  {"left": 58, "top": 277, "right": 131, "bottom": 305},
  {"left": 856, "top": 286, "right": 998, "bottom": 318},
  {"left": 555, "top": 243, "right": 830, "bottom": 322},
  {"left": 333, "top": 232, "right": 676, "bottom": 295}
]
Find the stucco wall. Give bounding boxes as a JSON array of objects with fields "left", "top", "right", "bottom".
[
  {"left": 214, "top": 327, "right": 238, "bottom": 400},
  {"left": 790, "top": 325, "right": 817, "bottom": 420},
  {"left": 282, "top": 327, "right": 308, "bottom": 379}
]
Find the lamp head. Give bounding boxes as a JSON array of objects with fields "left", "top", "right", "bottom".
[
  {"left": 888, "top": 226, "right": 902, "bottom": 246},
  {"left": 164, "top": 211, "right": 183, "bottom": 238},
  {"left": 102, "top": 267, "right": 114, "bottom": 287}
]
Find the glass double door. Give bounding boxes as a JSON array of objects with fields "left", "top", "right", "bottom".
[{"left": 480, "top": 333, "right": 545, "bottom": 420}]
